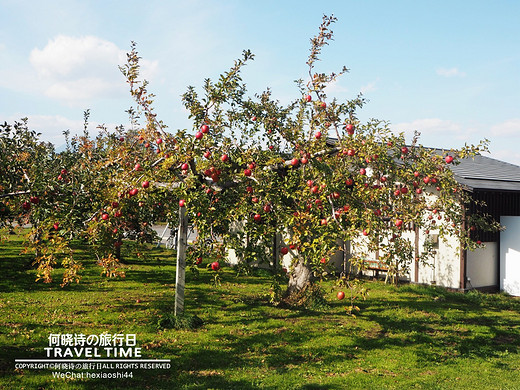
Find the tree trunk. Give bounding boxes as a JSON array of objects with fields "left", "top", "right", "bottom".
[
  {"left": 175, "top": 206, "right": 188, "bottom": 316},
  {"left": 114, "top": 241, "right": 121, "bottom": 261},
  {"left": 285, "top": 256, "right": 312, "bottom": 297}
]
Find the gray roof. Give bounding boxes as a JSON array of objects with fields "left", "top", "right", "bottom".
[{"left": 451, "top": 154, "right": 520, "bottom": 192}]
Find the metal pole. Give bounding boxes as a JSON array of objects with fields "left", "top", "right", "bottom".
[{"left": 175, "top": 206, "right": 188, "bottom": 316}]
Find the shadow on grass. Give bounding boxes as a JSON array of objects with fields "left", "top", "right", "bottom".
[{"left": 350, "top": 284, "right": 520, "bottom": 365}]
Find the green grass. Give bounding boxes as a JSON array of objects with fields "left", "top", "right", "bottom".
[{"left": 1, "top": 227, "right": 520, "bottom": 389}]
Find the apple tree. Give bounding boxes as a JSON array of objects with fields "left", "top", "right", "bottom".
[{"left": 113, "top": 15, "right": 499, "bottom": 305}]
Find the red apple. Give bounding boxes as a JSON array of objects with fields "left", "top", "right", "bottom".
[
  {"left": 304, "top": 95, "right": 312, "bottom": 102},
  {"left": 30, "top": 196, "right": 40, "bottom": 204},
  {"left": 401, "top": 146, "right": 409, "bottom": 154},
  {"left": 280, "top": 247, "right": 289, "bottom": 255},
  {"left": 423, "top": 176, "right": 431, "bottom": 184},
  {"left": 332, "top": 192, "right": 340, "bottom": 199},
  {"left": 144, "top": 142, "right": 150, "bottom": 148},
  {"left": 416, "top": 188, "right": 423, "bottom": 194},
  {"left": 142, "top": 181, "right": 150, "bottom": 189},
  {"left": 414, "top": 171, "right": 420, "bottom": 177},
  {"left": 246, "top": 186, "right": 253, "bottom": 193},
  {"left": 320, "top": 258, "right": 327, "bottom": 264},
  {"left": 156, "top": 138, "right": 163, "bottom": 145},
  {"left": 195, "top": 131, "right": 203, "bottom": 140},
  {"left": 204, "top": 151, "right": 211, "bottom": 159},
  {"left": 400, "top": 187, "right": 408, "bottom": 194},
  {"left": 179, "top": 199, "right": 186, "bottom": 207},
  {"left": 301, "top": 157, "right": 309, "bottom": 164},
  {"left": 115, "top": 210, "right": 122, "bottom": 217},
  {"left": 53, "top": 222, "right": 59, "bottom": 230},
  {"left": 112, "top": 201, "right": 119, "bottom": 208},
  {"left": 320, "top": 218, "right": 328, "bottom": 226},
  {"left": 445, "top": 155, "right": 454, "bottom": 164},
  {"left": 196, "top": 257, "right": 203, "bottom": 265},
  {"left": 345, "top": 178, "right": 354, "bottom": 187},
  {"left": 253, "top": 214, "right": 262, "bottom": 222},
  {"left": 200, "top": 124, "right": 210, "bottom": 133},
  {"left": 263, "top": 204, "right": 272, "bottom": 213},
  {"left": 134, "top": 163, "right": 142, "bottom": 171},
  {"left": 211, "top": 261, "right": 220, "bottom": 271},
  {"left": 319, "top": 101, "right": 326, "bottom": 109},
  {"left": 337, "top": 291, "right": 345, "bottom": 300},
  {"left": 307, "top": 179, "right": 314, "bottom": 187},
  {"left": 315, "top": 131, "right": 322, "bottom": 139},
  {"left": 221, "top": 154, "right": 229, "bottom": 162},
  {"left": 291, "top": 158, "right": 299, "bottom": 166},
  {"left": 347, "top": 149, "right": 356, "bottom": 157},
  {"left": 119, "top": 136, "right": 125, "bottom": 142},
  {"left": 181, "top": 163, "right": 189, "bottom": 170},
  {"left": 102, "top": 213, "right": 109, "bottom": 221},
  {"left": 311, "top": 185, "right": 319, "bottom": 194},
  {"left": 395, "top": 219, "right": 403, "bottom": 227},
  {"left": 244, "top": 168, "right": 252, "bottom": 177},
  {"left": 363, "top": 229, "right": 369, "bottom": 236},
  {"left": 359, "top": 168, "right": 366, "bottom": 175},
  {"left": 345, "top": 124, "right": 355, "bottom": 135}
]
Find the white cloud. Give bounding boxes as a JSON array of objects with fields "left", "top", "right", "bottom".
[
  {"left": 391, "top": 118, "right": 463, "bottom": 138},
  {"left": 10, "top": 114, "right": 123, "bottom": 146},
  {"left": 436, "top": 67, "right": 466, "bottom": 77},
  {"left": 323, "top": 79, "right": 349, "bottom": 96},
  {"left": 491, "top": 118, "right": 520, "bottom": 137},
  {"left": 29, "top": 36, "right": 158, "bottom": 105},
  {"left": 360, "top": 79, "right": 378, "bottom": 94}
]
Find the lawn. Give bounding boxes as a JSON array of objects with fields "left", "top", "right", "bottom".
[{"left": 1, "top": 227, "right": 520, "bottom": 389}]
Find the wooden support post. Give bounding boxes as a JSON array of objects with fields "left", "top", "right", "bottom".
[
  {"left": 273, "top": 232, "right": 280, "bottom": 269},
  {"left": 414, "top": 225, "right": 419, "bottom": 283},
  {"left": 175, "top": 206, "right": 188, "bottom": 316},
  {"left": 342, "top": 241, "right": 350, "bottom": 276}
]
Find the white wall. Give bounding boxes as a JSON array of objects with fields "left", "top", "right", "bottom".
[
  {"left": 467, "top": 242, "right": 498, "bottom": 288},
  {"left": 500, "top": 216, "right": 520, "bottom": 296},
  {"left": 411, "top": 228, "right": 461, "bottom": 289}
]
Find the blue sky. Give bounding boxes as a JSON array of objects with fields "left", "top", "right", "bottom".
[{"left": 1, "top": 0, "right": 519, "bottom": 164}]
